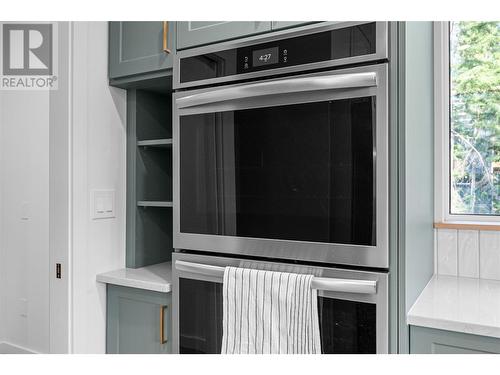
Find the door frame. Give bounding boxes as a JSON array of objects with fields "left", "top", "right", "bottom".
[{"left": 48, "top": 21, "right": 72, "bottom": 353}]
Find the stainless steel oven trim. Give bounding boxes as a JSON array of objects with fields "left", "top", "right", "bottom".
[
  {"left": 175, "top": 260, "right": 378, "bottom": 294},
  {"left": 176, "top": 71, "right": 378, "bottom": 109},
  {"left": 172, "top": 252, "right": 389, "bottom": 354},
  {"left": 173, "top": 64, "right": 389, "bottom": 268},
  {"left": 173, "top": 22, "right": 388, "bottom": 90}
]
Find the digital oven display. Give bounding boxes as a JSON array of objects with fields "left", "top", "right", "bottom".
[{"left": 252, "top": 47, "right": 279, "bottom": 67}]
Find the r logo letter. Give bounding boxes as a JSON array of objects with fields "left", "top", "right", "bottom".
[
  {"left": 28, "top": 29, "right": 48, "bottom": 69},
  {"left": 3, "top": 23, "right": 52, "bottom": 75}
]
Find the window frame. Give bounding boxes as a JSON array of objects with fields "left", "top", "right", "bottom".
[{"left": 434, "top": 21, "right": 500, "bottom": 223}]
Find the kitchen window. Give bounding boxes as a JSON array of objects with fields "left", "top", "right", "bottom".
[{"left": 434, "top": 22, "right": 500, "bottom": 223}]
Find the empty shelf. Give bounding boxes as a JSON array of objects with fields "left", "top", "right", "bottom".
[
  {"left": 137, "top": 138, "right": 172, "bottom": 148},
  {"left": 137, "top": 201, "right": 173, "bottom": 208}
]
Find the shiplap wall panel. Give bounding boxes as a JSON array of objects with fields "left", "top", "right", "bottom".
[
  {"left": 458, "top": 230, "right": 480, "bottom": 278},
  {"left": 436, "top": 229, "right": 500, "bottom": 281},
  {"left": 479, "top": 231, "right": 500, "bottom": 280},
  {"left": 437, "top": 229, "right": 458, "bottom": 276}
]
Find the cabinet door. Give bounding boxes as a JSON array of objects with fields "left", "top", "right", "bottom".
[
  {"left": 410, "top": 326, "right": 500, "bottom": 354},
  {"left": 107, "top": 285, "right": 172, "bottom": 354},
  {"left": 109, "top": 21, "right": 175, "bottom": 79},
  {"left": 271, "top": 21, "right": 316, "bottom": 30},
  {"left": 176, "top": 21, "right": 271, "bottom": 50}
]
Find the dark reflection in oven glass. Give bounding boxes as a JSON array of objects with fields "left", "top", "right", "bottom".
[
  {"left": 179, "top": 278, "right": 377, "bottom": 354},
  {"left": 318, "top": 297, "right": 376, "bottom": 354},
  {"left": 180, "top": 97, "right": 376, "bottom": 246},
  {"left": 179, "top": 278, "right": 223, "bottom": 354}
]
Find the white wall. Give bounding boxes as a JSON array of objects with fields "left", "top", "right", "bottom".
[
  {"left": 403, "top": 22, "right": 435, "bottom": 313},
  {"left": 0, "top": 21, "right": 125, "bottom": 354},
  {"left": 0, "top": 88, "right": 50, "bottom": 353},
  {"left": 70, "top": 21, "right": 127, "bottom": 353},
  {"left": 0, "top": 85, "right": 3, "bottom": 343}
]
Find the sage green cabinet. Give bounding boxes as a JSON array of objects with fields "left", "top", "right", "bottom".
[
  {"left": 109, "top": 21, "right": 175, "bottom": 79},
  {"left": 106, "top": 285, "right": 172, "bottom": 354},
  {"left": 176, "top": 21, "right": 271, "bottom": 50},
  {"left": 271, "top": 21, "right": 315, "bottom": 30},
  {"left": 410, "top": 326, "right": 500, "bottom": 354},
  {"left": 126, "top": 89, "right": 173, "bottom": 269}
]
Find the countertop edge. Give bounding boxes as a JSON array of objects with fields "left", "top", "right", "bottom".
[
  {"left": 407, "top": 275, "right": 500, "bottom": 340},
  {"left": 96, "top": 262, "right": 172, "bottom": 294},
  {"left": 407, "top": 313, "right": 500, "bottom": 339},
  {"left": 96, "top": 273, "right": 172, "bottom": 293}
]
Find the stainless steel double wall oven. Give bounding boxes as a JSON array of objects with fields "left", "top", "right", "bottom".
[{"left": 172, "top": 21, "right": 391, "bottom": 354}]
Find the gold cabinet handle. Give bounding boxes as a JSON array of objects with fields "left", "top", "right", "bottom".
[
  {"left": 160, "top": 305, "right": 168, "bottom": 344},
  {"left": 162, "top": 21, "right": 171, "bottom": 54}
]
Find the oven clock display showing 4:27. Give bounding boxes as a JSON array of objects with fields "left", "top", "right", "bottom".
[
  {"left": 259, "top": 53, "right": 272, "bottom": 63},
  {"left": 252, "top": 47, "right": 279, "bottom": 66}
]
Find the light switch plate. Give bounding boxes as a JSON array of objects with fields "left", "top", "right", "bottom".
[{"left": 91, "top": 190, "right": 115, "bottom": 219}]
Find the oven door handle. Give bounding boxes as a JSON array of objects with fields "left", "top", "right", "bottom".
[
  {"left": 176, "top": 72, "right": 377, "bottom": 109},
  {"left": 175, "top": 260, "right": 377, "bottom": 294}
]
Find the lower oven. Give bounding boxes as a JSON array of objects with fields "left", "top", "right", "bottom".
[{"left": 172, "top": 252, "right": 388, "bottom": 354}]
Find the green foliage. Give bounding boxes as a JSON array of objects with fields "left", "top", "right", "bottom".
[{"left": 450, "top": 21, "right": 500, "bottom": 215}]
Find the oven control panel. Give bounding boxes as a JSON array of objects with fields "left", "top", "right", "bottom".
[
  {"left": 235, "top": 33, "right": 332, "bottom": 74},
  {"left": 179, "top": 22, "right": 379, "bottom": 85},
  {"left": 242, "top": 46, "right": 282, "bottom": 71}
]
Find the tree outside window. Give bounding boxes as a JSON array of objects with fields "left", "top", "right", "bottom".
[{"left": 450, "top": 21, "right": 500, "bottom": 215}]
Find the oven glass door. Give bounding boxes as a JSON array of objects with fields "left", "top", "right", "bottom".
[
  {"left": 178, "top": 277, "right": 377, "bottom": 354},
  {"left": 174, "top": 65, "right": 388, "bottom": 268},
  {"left": 181, "top": 98, "right": 375, "bottom": 245}
]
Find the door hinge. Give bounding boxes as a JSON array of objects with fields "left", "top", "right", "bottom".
[{"left": 56, "top": 263, "right": 62, "bottom": 279}]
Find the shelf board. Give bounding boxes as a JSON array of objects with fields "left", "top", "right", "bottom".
[
  {"left": 137, "top": 138, "right": 172, "bottom": 148},
  {"left": 109, "top": 70, "right": 173, "bottom": 93},
  {"left": 137, "top": 201, "right": 173, "bottom": 208}
]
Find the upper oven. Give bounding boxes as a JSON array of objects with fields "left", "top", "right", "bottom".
[{"left": 173, "top": 22, "right": 389, "bottom": 269}]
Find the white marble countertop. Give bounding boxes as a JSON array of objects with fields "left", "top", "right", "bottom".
[
  {"left": 408, "top": 275, "right": 500, "bottom": 339},
  {"left": 96, "top": 261, "right": 172, "bottom": 293}
]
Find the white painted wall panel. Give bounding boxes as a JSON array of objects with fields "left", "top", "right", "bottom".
[
  {"left": 0, "top": 88, "right": 50, "bottom": 353},
  {"left": 0, "top": 21, "right": 133, "bottom": 354},
  {"left": 71, "top": 22, "right": 126, "bottom": 354}
]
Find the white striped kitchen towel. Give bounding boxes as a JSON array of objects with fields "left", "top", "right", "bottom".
[{"left": 221, "top": 267, "right": 321, "bottom": 354}]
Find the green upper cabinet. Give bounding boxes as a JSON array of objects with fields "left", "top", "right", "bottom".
[
  {"left": 271, "top": 21, "right": 315, "bottom": 30},
  {"left": 109, "top": 21, "right": 176, "bottom": 79},
  {"left": 176, "top": 21, "right": 271, "bottom": 50}
]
